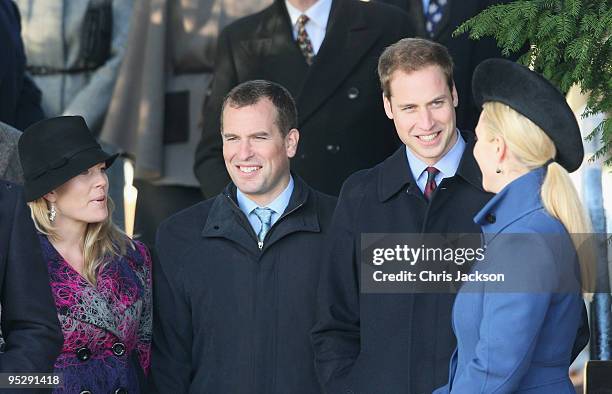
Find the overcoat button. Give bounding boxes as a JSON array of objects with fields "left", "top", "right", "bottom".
[
  {"left": 325, "top": 144, "right": 340, "bottom": 153},
  {"left": 115, "top": 388, "right": 128, "bottom": 394},
  {"left": 112, "top": 342, "right": 126, "bottom": 356},
  {"left": 486, "top": 213, "right": 496, "bottom": 224},
  {"left": 79, "top": 391, "right": 92, "bottom": 394},
  {"left": 347, "top": 87, "right": 359, "bottom": 99},
  {"left": 75, "top": 347, "right": 92, "bottom": 362}
]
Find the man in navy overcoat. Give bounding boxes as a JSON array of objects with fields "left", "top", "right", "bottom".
[
  {"left": 0, "top": 181, "right": 63, "bottom": 377},
  {"left": 311, "top": 38, "right": 492, "bottom": 394}
]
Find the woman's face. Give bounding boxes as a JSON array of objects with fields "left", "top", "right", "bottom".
[
  {"left": 46, "top": 162, "right": 109, "bottom": 227},
  {"left": 473, "top": 112, "right": 502, "bottom": 193}
]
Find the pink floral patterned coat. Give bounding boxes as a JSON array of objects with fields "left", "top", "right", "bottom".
[{"left": 39, "top": 235, "right": 152, "bottom": 394}]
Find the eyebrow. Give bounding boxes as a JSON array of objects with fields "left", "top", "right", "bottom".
[
  {"left": 428, "top": 95, "right": 447, "bottom": 104},
  {"left": 398, "top": 95, "right": 448, "bottom": 108},
  {"left": 222, "top": 131, "right": 271, "bottom": 138}
]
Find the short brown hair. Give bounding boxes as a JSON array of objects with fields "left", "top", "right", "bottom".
[
  {"left": 221, "top": 80, "right": 298, "bottom": 136},
  {"left": 378, "top": 38, "right": 454, "bottom": 98}
]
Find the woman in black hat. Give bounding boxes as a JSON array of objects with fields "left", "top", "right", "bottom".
[
  {"left": 18, "top": 116, "right": 152, "bottom": 394},
  {"left": 434, "top": 59, "right": 591, "bottom": 393}
]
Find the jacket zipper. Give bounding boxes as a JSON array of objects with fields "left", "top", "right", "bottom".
[
  {"left": 258, "top": 202, "right": 304, "bottom": 250},
  {"left": 225, "top": 194, "right": 305, "bottom": 250}
]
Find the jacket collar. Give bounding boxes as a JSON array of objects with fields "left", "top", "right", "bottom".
[
  {"left": 202, "top": 174, "right": 320, "bottom": 248},
  {"left": 378, "top": 130, "right": 484, "bottom": 202},
  {"left": 474, "top": 167, "right": 546, "bottom": 236}
]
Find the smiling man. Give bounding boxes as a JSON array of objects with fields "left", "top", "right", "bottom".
[
  {"left": 151, "top": 80, "right": 337, "bottom": 393},
  {"left": 311, "top": 38, "right": 492, "bottom": 394}
]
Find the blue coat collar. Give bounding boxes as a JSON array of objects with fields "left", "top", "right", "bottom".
[{"left": 474, "top": 167, "right": 546, "bottom": 235}]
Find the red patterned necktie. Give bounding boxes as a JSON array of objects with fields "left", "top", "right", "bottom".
[
  {"left": 423, "top": 166, "right": 440, "bottom": 201},
  {"left": 296, "top": 14, "right": 314, "bottom": 65}
]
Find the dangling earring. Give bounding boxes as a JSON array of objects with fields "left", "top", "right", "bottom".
[{"left": 48, "top": 204, "right": 57, "bottom": 222}]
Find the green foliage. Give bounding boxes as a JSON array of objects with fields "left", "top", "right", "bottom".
[{"left": 455, "top": 0, "right": 612, "bottom": 164}]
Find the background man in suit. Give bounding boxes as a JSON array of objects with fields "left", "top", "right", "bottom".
[
  {"left": 0, "top": 0, "right": 44, "bottom": 130},
  {"left": 377, "top": 0, "right": 519, "bottom": 131},
  {"left": 194, "top": 0, "right": 415, "bottom": 197},
  {"left": 311, "top": 38, "right": 492, "bottom": 394},
  {"left": 0, "top": 181, "right": 63, "bottom": 379},
  {"left": 151, "top": 80, "right": 336, "bottom": 393}
]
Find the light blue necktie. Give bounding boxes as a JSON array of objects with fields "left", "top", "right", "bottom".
[{"left": 253, "top": 207, "right": 274, "bottom": 243}]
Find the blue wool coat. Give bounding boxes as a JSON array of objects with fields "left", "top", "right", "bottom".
[{"left": 434, "top": 168, "right": 589, "bottom": 393}]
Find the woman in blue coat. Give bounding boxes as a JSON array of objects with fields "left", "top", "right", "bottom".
[{"left": 434, "top": 58, "right": 591, "bottom": 393}]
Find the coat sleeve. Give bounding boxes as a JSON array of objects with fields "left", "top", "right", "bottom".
[
  {"left": 134, "top": 241, "right": 153, "bottom": 376},
  {"left": 148, "top": 222, "right": 194, "bottom": 393},
  {"left": 311, "top": 177, "right": 364, "bottom": 393},
  {"left": 0, "top": 184, "right": 63, "bottom": 372},
  {"left": 61, "top": 1, "right": 134, "bottom": 132},
  {"left": 449, "top": 236, "right": 557, "bottom": 393},
  {"left": 193, "top": 27, "right": 236, "bottom": 198}
]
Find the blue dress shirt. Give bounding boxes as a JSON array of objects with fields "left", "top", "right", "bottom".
[
  {"left": 236, "top": 176, "right": 294, "bottom": 235},
  {"left": 405, "top": 130, "right": 465, "bottom": 193}
]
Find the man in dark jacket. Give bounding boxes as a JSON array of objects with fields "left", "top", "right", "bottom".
[
  {"left": 151, "top": 80, "right": 337, "bottom": 393},
  {"left": 194, "top": 0, "right": 416, "bottom": 197},
  {"left": 0, "top": 181, "right": 63, "bottom": 378},
  {"left": 311, "top": 38, "right": 492, "bottom": 394},
  {"left": 0, "top": 0, "right": 44, "bottom": 130}
]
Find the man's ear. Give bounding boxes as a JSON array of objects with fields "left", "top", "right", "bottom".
[
  {"left": 451, "top": 83, "right": 459, "bottom": 108},
  {"left": 383, "top": 93, "right": 394, "bottom": 120},
  {"left": 285, "top": 128, "right": 300, "bottom": 158}
]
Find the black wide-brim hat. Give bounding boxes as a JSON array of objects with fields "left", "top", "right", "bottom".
[
  {"left": 472, "top": 58, "right": 583, "bottom": 172},
  {"left": 18, "top": 116, "right": 118, "bottom": 202}
]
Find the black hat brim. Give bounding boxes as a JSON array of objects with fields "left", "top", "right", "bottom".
[{"left": 24, "top": 148, "right": 118, "bottom": 202}]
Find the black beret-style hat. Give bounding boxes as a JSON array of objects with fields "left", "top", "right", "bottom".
[
  {"left": 472, "top": 58, "right": 583, "bottom": 172},
  {"left": 18, "top": 116, "right": 118, "bottom": 202}
]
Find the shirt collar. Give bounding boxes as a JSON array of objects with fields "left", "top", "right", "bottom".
[
  {"left": 285, "top": 0, "right": 332, "bottom": 30},
  {"left": 405, "top": 129, "right": 465, "bottom": 181},
  {"left": 236, "top": 175, "right": 295, "bottom": 216}
]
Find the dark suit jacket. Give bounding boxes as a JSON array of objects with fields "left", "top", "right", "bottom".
[
  {"left": 0, "top": 0, "right": 44, "bottom": 129},
  {"left": 378, "top": 0, "right": 520, "bottom": 131},
  {"left": 0, "top": 182, "right": 63, "bottom": 380},
  {"left": 194, "top": 0, "right": 415, "bottom": 197},
  {"left": 311, "top": 133, "right": 494, "bottom": 394}
]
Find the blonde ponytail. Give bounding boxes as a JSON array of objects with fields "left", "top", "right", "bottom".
[{"left": 480, "top": 102, "right": 594, "bottom": 290}]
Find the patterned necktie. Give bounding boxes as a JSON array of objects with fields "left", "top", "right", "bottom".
[
  {"left": 423, "top": 166, "right": 440, "bottom": 201},
  {"left": 296, "top": 14, "right": 315, "bottom": 65},
  {"left": 425, "top": 0, "right": 448, "bottom": 38},
  {"left": 253, "top": 207, "right": 274, "bottom": 243}
]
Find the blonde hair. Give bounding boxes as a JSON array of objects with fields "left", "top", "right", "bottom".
[
  {"left": 480, "top": 102, "right": 594, "bottom": 291},
  {"left": 28, "top": 196, "right": 128, "bottom": 285}
]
